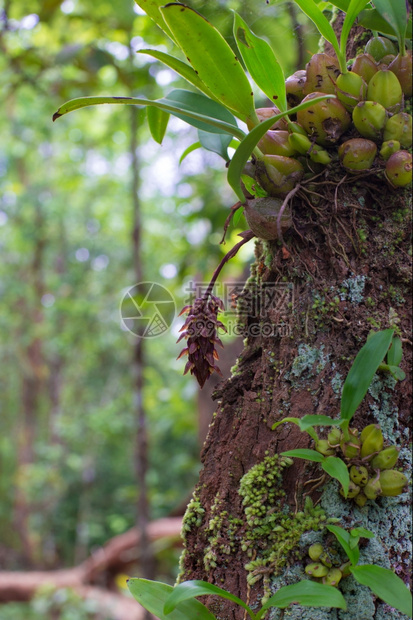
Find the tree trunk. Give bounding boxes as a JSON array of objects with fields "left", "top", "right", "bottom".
[{"left": 179, "top": 171, "right": 412, "bottom": 619}]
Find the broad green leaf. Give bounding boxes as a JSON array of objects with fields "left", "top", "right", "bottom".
[
  {"left": 137, "top": 49, "right": 216, "bottom": 100},
  {"left": 160, "top": 90, "right": 240, "bottom": 135},
  {"left": 326, "top": 0, "right": 351, "bottom": 10},
  {"left": 326, "top": 524, "right": 359, "bottom": 566},
  {"left": 292, "top": 0, "right": 341, "bottom": 63},
  {"left": 387, "top": 336, "right": 402, "bottom": 366},
  {"left": 281, "top": 449, "right": 325, "bottom": 463},
  {"left": 53, "top": 91, "right": 246, "bottom": 140},
  {"left": 299, "top": 414, "right": 341, "bottom": 429},
  {"left": 198, "top": 130, "right": 231, "bottom": 161},
  {"left": 233, "top": 12, "right": 287, "bottom": 112},
  {"left": 127, "top": 578, "right": 217, "bottom": 620},
  {"left": 321, "top": 456, "right": 349, "bottom": 497},
  {"left": 358, "top": 8, "right": 412, "bottom": 39},
  {"left": 388, "top": 365, "right": 406, "bottom": 381},
  {"left": 179, "top": 142, "right": 201, "bottom": 164},
  {"left": 340, "top": 329, "right": 394, "bottom": 421},
  {"left": 340, "top": 0, "right": 371, "bottom": 60},
  {"left": 350, "top": 565, "right": 413, "bottom": 617},
  {"left": 164, "top": 580, "right": 254, "bottom": 619},
  {"left": 133, "top": 0, "right": 176, "bottom": 43},
  {"left": 371, "top": 0, "right": 408, "bottom": 50},
  {"left": 257, "top": 580, "right": 347, "bottom": 616},
  {"left": 227, "top": 94, "right": 331, "bottom": 201},
  {"left": 161, "top": 4, "right": 256, "bottom": 123},
  {"left": 147, "top": 106, "right": 170, "bottom": 144}
]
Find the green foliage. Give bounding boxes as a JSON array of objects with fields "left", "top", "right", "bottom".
[
  {"left": 127, "top": 577, "right": 347, "bottom": 619},
  {"left": 324, "top": 525, "right": 412, "bottom": 616}
]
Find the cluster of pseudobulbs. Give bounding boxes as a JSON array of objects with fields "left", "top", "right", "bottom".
[{"left": 243, "top": 37, "right": 412, "bottom": 240}]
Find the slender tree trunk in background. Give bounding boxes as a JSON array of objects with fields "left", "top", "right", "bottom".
[
  {"left": 15, "top": 205, "right": 47, "bottom": 567},
  {"left": 130, "top": 104, "right": 156, "bottom": 617},
  {"left": 179, "top": 173, "right": 412, "bottom": 617}
]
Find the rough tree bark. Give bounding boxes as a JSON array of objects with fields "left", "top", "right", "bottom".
[
  {"left": 180, "top": 158, "right": 411, "bottom": 620},
  {"left": 178, "top": 26, "right": 412, "bottom": 619}
]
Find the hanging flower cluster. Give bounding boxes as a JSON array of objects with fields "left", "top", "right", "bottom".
[{"left": 177, "top": 294, "right": 226, "bottom": 388}]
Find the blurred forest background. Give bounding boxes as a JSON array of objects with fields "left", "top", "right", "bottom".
[{"left": 0, "top": 0, "right": 320, "bottom": 617}]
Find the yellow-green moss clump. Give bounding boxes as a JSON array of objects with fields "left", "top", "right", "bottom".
[{"left": 239, "top": 453, "right": 335, "bottom": 601}]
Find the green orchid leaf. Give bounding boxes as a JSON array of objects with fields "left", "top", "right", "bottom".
[
  {"left": 326, "top": 0, "right": 351, "bottom": 11},
  {"left": 198, "top": 130, "right": 231, "bottom": 161},
  {"left": 160, "top": 4, "right": 256, "bottom": 123},
  {"left": 272, "top": 417, "right": 300, "bottom": 431},
  {"left": 387, "top": 365, "right": 406, "bottom": 381},
  {"left": 371, "top": 0, "right": 408, "bottom": 50},
  {"left": 299, "top": 415, "right": 341, "bottom": 429},
  {"left": 127, "top": 578, "right": 217, "bottom": 620},
  {"left": 257, "top": 580, "right": 347, "bottom": 616},
  {"left": 326, "top": 524, "right": 359, "bottom": 566},
  {"left": 387, "top": 336, "right": 403, "bottom": 366},
  {"left": 164, "top": 580, "right": 254, "bottom": 619},
  {"left": 321, "top": 456, "right": 350, "bottom": 498},
  {"left": 147, "top": 106, "right": 170, "bottom": 144},
  {"left": 133, "top": 0, "right": 176, "bottom": 43},
  {"left": 241, "top": 175, "right": 268, "bottom": 198},
  {"left": 340, "top": 329, "right": 394, "bottom": 421},
  {"left": 358, "top": 8, "right": 412, "bottom": 39},
  {"left": 53, "top": 91, "right": 246, "bottom": 141},
  {"left": 292, "top": 0, "right": 341, "bottom": 62},
  {"left": 137, "top": 49, "right": 216, "bottom": 99},
  {"left": 281, "top": 449, "right": 325, "bottom": 463},
  {"left": 350, "top": 565, "right": 413, "bottom": 617},
  {"left": 272, "top": 417, "right": 318, "bottom": 441},
  {"left": 340, "top": 0, "right": 371, "bottom": 60},
  {"left": 351, "top": 526, "right": 374, "bottom": 539},
  {"left": 160, "top": 90, "right": 240, "bottom": 135},
  {"left": 179, "top": 142, "right": 201, "bottom": 163},
  {"left": 227, "top": 94, "right": 331, "bottom": 201},
  {"left": 233, "top": 12, "right": 287, "bottom": 112}
]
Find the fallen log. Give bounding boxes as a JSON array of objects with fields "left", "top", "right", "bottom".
[{"left": 0, "top": 516, "right": 182, "bottom": 613}]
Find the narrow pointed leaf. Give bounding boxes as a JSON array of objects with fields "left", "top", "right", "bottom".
[
  {"left": 387, "top": 336, "right": 402, "bottom": 366},
  {"left": 350, "top": 565, "right": 413, "bottom": 617},
  {"left": 299, "top": 415, "right": 340, "bottom": 429},
  {"left": 164, "top": 580, "right": 254, "bottom": 618},
  {"left": 257, "top": 580, "right": 347, "bottom": 615},
  {"left": 340, "top": 0, "right": 370, "bottom": 58},
  {"left": 340, "top": 329, "right": 394, "bottom": 421},
  {"left": 227, "top": 95, "right": 331, "bottom": 201},
  {"left": 371, "top": 0, "right": 407, "bottom": 49},
  {"left": 127, "top": 578, "right": 216, "bottom": 620},
  {"left": 233, "top": 12, "right": 286, "bottom": 112},
  {"left": 137, "top": 49, "right": 216, "bottom": 99},
  {"left": 179, "top": 142, "right": 201, "bottom": 164},
  {"left": 326, "top": 524, "right": 359, "bottom": 565},
  {"left": 53, "top": 91, "right": 246, "bottom": 140},
  {"left": 147, "top": 106, "right": 170, "bottom": 144},
  {"left": 198, "top": 130, "right": 231, "bottom": 161},
  {"left": 321, "top": 456, "right": 349, "bottom": 497},
  {"left": 292, "top": 0, "right": 341, "bottom": 60},
  {"left": 133, "top": 0, "right": 176, "bottom": 42},
  {"left": 281, "top": 449, "right": 325, "bottom": 463},
  {"left": 161, "top": 4, "right": 255, "bottom": 122}
]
